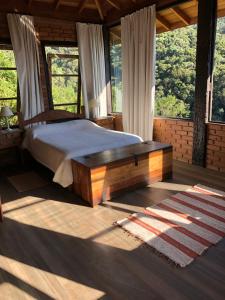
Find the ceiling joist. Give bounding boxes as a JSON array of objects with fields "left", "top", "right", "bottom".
[
  {"left": 78, "top": 0, "right": 88, "bottom": 14},
  {"left": 106, "top": 0, "right": 121, "bottom": 10},
  {"left": 170, "top": 7, "right": 190, "bottom": 26},
  {"left": 156, "top": 13, "right": 171, "bottom": 31},
  {"left": 95, "top": 0, "right": 104, "bottom": 20}
]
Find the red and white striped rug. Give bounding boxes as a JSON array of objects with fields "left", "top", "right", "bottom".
[{"left": 117, "top": 184, "right": 225, "bottom": 267}]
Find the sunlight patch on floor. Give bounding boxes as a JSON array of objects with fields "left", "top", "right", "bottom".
[
  {"left": 149, "top": 182, "right": 192, "bottom": 191},
  {"left": 0, "top": 256, "right": 105, "bottom": 300},
  {"left": 0, "top": 282, "right": 36, "bottom": 300},
  {"left": 2, "top": 196, "right": 44, "bottom": 212}
]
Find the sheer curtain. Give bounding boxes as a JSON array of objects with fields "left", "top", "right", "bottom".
[
  {"left": 76, "top": 23, "right": 107, "bottom": 119},
  {"left": 121, "top": 5, "right": 156, "bottom": 140},
  {"left": 7, "top": 14, "right": 44, "bottom": 121}
]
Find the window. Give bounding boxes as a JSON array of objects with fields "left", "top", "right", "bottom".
[
  {"left": 45, "top": 45, "right": 81, "bottom": 113},
  {"left": 109, "top": 24, "right": 197, "bottom": 118},
  {"left": 0, "top": 44, "right": 19, "bottom": 127},
  {"left": 110, "top": 26, "right": 122, "bottom": 112},
  {"left": 211, "top": 16, "right": 225, "bottom": 122},
  {"left": 155, "top": 25, "right": 197, "bottom": 119}
]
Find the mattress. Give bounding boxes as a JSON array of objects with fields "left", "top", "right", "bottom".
[{"left": 22, "top": 119, "right": 143, "bottom": 187}]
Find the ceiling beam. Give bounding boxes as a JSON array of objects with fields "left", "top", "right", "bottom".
[
  {"left": 156, "top": 13, "right": 171, "bottom": 31},
  {"left": 95, "top": 0, "right": 104, "bottom": 20},
  {"left": 106, "top": 0, "right": 121, "bottom": 10},
  {"left": 170, "top": 7, "right": 190, "bottom": 25}
]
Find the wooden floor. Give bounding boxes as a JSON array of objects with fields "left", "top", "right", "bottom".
[{"left": 0, "top": 160, "right": 225, "bottom": 300}]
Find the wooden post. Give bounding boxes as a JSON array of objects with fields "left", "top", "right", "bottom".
[
  {"left": 103, "top": 25, "right": 112, "bottom": 114},
  {"left": 192, "top": 0, "right": 217, "bottom": 166}
]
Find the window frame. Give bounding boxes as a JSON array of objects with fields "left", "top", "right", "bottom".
[
  {"left": 208, "top": 16, "right": 225, "bottom": 124},
  {"left": 0, "top": 41, "right": 20, "bottom": 113},
  {"left": 41, "top": 41, "right": 82, "bottom": 113}
]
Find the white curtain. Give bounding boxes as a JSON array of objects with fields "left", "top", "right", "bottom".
[
  {"left": 76, "top": 23, "right": 107, "bottom": 119},
  {"left": 121, "top": 5, "right": 156, "bottom": 141},
  {"left": 7, "top": 14, "right": 44, "bottom": 121}
]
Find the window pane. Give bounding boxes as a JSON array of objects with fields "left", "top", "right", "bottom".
[
  {"left": 51, "top": 56, "right": 79, "bottom": 75},
  {"left": 54, "top": 105, "right": 77, "bottom": 113},
  {"left": 211, "top": 16, "right": 225, "bottom": 122},
  {"left": 110, "top": 26, "right": 122, "bottom": 112},
  {"left": 52, "top": 76, "right": 79, "bottom": 104},
  {"left": 0, "top": 70, "right": 17, "bottom": 98},
  {"left": 155, "top": 25, "right": 197, "bottom": 119},
  {"left": 45, "top": 46, "right": 78, "bottom": 56},
  {"left": 45, "top": 45, "right": 81, "bottom": 113},
  {"left": 0, "top": 48, "right": 16, "bottom": 68}
]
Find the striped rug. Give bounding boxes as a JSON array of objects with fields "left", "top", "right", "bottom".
[{"left": 117, "top": 184, "right": 225, "bottom": 267}]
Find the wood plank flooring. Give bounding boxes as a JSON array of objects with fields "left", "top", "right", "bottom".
[{"left": 0, "top": 160, "right": 225, "bottom": 300}]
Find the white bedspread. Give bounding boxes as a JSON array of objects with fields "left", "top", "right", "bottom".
[{"left": 23, "top": 119, "right": 143, "bottom": 187}]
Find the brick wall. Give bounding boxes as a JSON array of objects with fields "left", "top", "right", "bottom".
[
  {"left": 206, "top": 123, "right": 225, "bottom": 172},
  {"left": 153, "top": 118, "right": 193, "bottom": 163},
  {"left": 153, "top": 118, "right": 225, "bottom": 172}
]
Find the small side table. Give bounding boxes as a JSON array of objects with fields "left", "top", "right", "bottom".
[
  {"left": 0, "top": 128, "right": 23, "bottom": 167},
  {"left": 92, "top": 116, "right": 115, "bottom": 130}
]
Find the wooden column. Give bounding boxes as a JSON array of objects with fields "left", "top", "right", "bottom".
[
  {"left": 192, "top": 0, "right": 217, "bottom": 166},
  {"left": 103, "top": 25, "right": 112, "bottom": 114}
]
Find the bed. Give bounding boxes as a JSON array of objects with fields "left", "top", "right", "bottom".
[{"left": 21, "top": 110, "right": 143, "bottom": 188}]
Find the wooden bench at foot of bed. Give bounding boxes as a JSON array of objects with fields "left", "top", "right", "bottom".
[{"left": 72, "top": 141, "right": 173, "bottom": 207}]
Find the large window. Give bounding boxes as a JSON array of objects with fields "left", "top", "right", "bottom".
[
  {"left": 211, "top": 16, "right": 225, "bottom": 122},
  {"left": 155, "top": 25, "right": 197, "bottom": 119},
  {"left": 110, "top": 26, "right": 122, "bottom": 112},
  {"left": 0, "top": 44, "right": 19, "bottom": 127},
  {"left": 45, "top": 45, "right": 81, "bottom": 113},
  {"left": 109, "top": 24, "right": 197, "bottom": 118}
]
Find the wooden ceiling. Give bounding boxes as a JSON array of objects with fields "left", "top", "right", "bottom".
[
  {"left": 0, "top": 0, "right": 224, "bottom": 28},
  {"left": 110, "top": 0, "right": 225, "bottom": 41},
  {"left": 0, "top": 0, "right": 195, "bottom": 24}
]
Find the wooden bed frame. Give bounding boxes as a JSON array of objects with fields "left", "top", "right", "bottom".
[
  {"left": 20, "top": 110, "right": 173, "bottom": 206},
  {"left": 18, "top": 109, "right": 85, "bottom": 128}
]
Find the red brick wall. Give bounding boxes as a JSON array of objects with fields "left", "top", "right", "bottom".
[
  {"left": 34, "top": 17, "right": 76, "bottom": 42},
  {"left": 206, "top": 123, "right": 225, "bottom": 172},
  {"left": 153, "top": 118, "right": 225, "bottom": 173},
  {"left": 153, "top": 118, "right": 193, "bottom": 163}
]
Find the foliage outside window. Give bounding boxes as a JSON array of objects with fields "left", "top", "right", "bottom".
[
  {"left": 45, "top": 46, "right": 81, "bottom": 113},
  {"left": 0, "top": 45, "right": 19, "bottom": 127},
  {"left": 155, "top": 25, "right": 197, "bottom": 119},
  {"left": 211, "top": 17, "right": 225, "bottom": 122},
  {"left": 109, "top": 25, "right": 197, "bottom": 118},
  {"left": 110, "top": 27, "right": 122, "bottom": 113}
]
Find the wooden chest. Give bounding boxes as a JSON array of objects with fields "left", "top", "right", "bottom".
[{"left": 72, "top": 141, "right": 172, "bottom": 207}]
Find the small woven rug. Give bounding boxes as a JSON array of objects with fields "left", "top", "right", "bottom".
[
  {"left": 8, "top": 171, "right": 48, "bottom": 192},
  {"left": 117, "top": 184, "right": 225, "bottom": 267}
]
